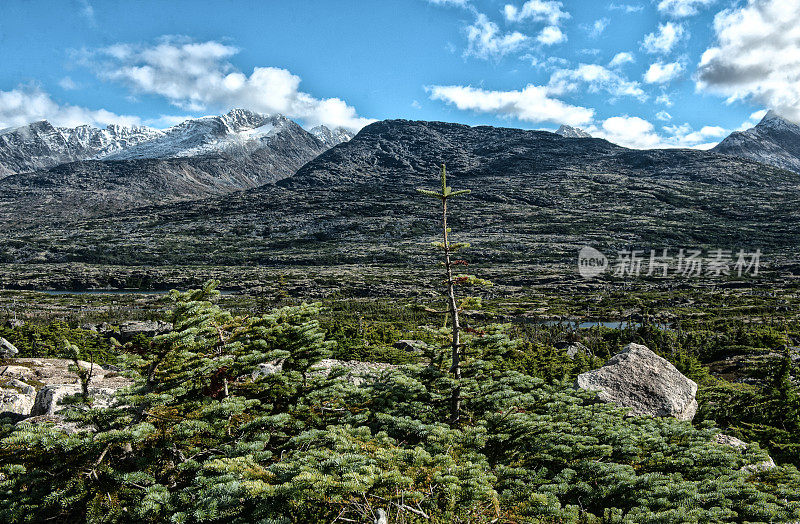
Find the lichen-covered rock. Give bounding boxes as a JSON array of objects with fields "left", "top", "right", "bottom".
[
  {"left": 30, "top": 384, "right": 122, "bottom": 416},
  {"left": 714, "top": 433, "right": 748, "bottom": 449},
  {"left": 0, "top": 378, "right": 36, "bottom": 416},
  {"left": 393, "top": 340, "right": 427, "bottom": 353},
  {"left": 117, "top": 320, "right": 173, "bottom": 340},
  {"left": 252, "top": 360, "right": 284, "bottom": 378},
  {"left": 576, "top": 343, "right": 698, "bottom": 421},
  {"left": 564, "top": 342, "right": 592, "bottom": 359},
  {"left": 18, "top": 415, "right": 98, "bottom": 434},
  {"left": 311, "top": 359, "right": 398, "bottom": 386}
]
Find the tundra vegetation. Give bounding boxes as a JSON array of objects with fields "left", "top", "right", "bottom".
[{"left": 0, "top": 164, "right": 799, "bottom": 522}]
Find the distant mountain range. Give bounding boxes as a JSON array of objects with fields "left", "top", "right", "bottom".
[
  {"left": 0, "top": 108, "right": 353, "bottom": 178},
  {"left": 0, "top": 109, "right": 353, "bottom": 213},
  {"left": 0, "top": 120, "right": 161, "bottom": 177},
  {"left": 712, "top": 110, "right": 800, "bottom": 174},
  {"left": 3, "top": 117, "right": 797, "bottom": 269},
  {"left": 2, "top": 110, "right": 800, "bottom": 269}
]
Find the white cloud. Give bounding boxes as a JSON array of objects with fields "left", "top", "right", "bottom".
[
  {"left": 79, "top": 0, "right": 96, "bottom": 26},
  {"left": 0, "top": 85, "right": 141, "bottom": 129},
  {"left": 549, "top": 64, "right": 647, "bottom": 100},
  {"left": 587, "top": 18, "right": 610, "bottom": 38},
  {"left": 696, "top": 0, "right": 800, "bottom": 121},
  {"left": 609, "top": 3, "right": 645, "bottom": 12},
  {"left": 537, "top": 25, "right": 567, "bottom": 45},
  {"left": 642, "top": 22, "right": 685, "bottom": 53},
  {"left": 504, "top": 0, "right": 569, "bottom": 24},
  {"left": 663, "top": 122, "right": 727, "bottom": 148},
  {"left": 592, "top": 116, "right": 663, "bottom": 148},
  {"left": 81, "top": 37, "right": 372, "bottom": 131},
  {"left": 588, "top": 115, "right": 727, "bottom": 149},
  {"left": 657, "top": 0, "right": 716, "bottom": 17},
  {"left": 142, "top": 114, "right": 197, "bottom": 128},
  {"left": 427, "top": 84, "right": 594, "bottom": 126},
  {"left": 656, "top": 110, "right": 672, "bottom": 120},
  {"left": 426, "top": 0, "right": 470, "bottom": 6},
  {"left": 609, "top": 52, "right": 635, "bottom": 66},
  {"left": 644, "top": 61, "right": 685, "bottom": 83},
  {"left": 656, "top": 93, "right": 673, "bottom": 106},
  {"left": 465, "top": 14, "right": 529, "bottom": 59},
  {"left": 58, "top": 77, "right": 80, "bottom": 90},
  {"left": 734, "top": 109, "right": 769, "bottom": 130}
]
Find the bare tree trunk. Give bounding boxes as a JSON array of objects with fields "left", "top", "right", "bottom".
[{"left": 442, "top": 198, "right": 461, "bottom": 423}]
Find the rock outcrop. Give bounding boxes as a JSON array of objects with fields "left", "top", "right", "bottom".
[
  {"left": 393, "top": 340, "right": 428, "bottom": 353},
  {"left": 576, "top": 343, "right": 698, "bottom": 420},
  {"left": 0, "top": 359, "right": 132, "bottom": 420},
  {"left": 555, "top": 341, "right": 592, "bottom": 359},
  {"left": 116, "top": 320, "right": 173, "bottom": 341},
  {"left": 0, "top": 378, "right": 36, "bottom": 416},
  {"left": 713, "top": 433, "right": 778, "bottom": 472},
  {"left": 311, "top": 359, "right": 398, "bottom": 386},
  {"left": 31, "top": 384, "right": 121, "bottom": 416}
]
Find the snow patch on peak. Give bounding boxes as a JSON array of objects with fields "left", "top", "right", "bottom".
[
  {"left": 310, "top": 125, "right": 354, "bottom": 147},
  {"left": 713, "top": 109, "right": 800, "bottom": 174},
  {"left": 103, "top": 111, "right": 297, "bottom": 160},
  {"left": 756, "top": 110, "right": 800, "bottom": 131},
  {"left": 555, "top": 124, "right": 592, "bottom": 139}
]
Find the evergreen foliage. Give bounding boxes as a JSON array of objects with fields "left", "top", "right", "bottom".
[{"left": 1, "top": 282, "right": 799, "bottom": 522}]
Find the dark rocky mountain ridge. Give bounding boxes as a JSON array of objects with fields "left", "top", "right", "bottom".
[{"left": 4, "top": 118, "right": 798, "bottom": 268}]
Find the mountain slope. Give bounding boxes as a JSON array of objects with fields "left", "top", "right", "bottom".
[
  {"left": 712, "top": 110, "right": 800, "bottom": 173},
  {"left": 4, "top": 119, "right": 798, "bottom": 267}
]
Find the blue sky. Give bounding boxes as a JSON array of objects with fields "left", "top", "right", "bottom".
[{"left": 0, "top": 0, "right": 797, "bottom": 148}]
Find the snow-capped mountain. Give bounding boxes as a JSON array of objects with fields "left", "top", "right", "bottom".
[
  {"left": 105, "top": 109, "right": 299, "bottom": 160},
  {"left": 712, "top": 110, "right": 800, "bottom": 173},
  {"left": 310, "top": 125, "right": 355, "bottom": 148},
  {"left": 0, "top": 120, "right": 162, "bottom": 176},
  {"left": 555, "top": 124, "right": 592, "bottom": 139},
  {"left": 0, "top": 108, "right": 354, "bottom": 176},
  {"left": 0, "top": 109, "right": 359, "bottom": 214}
]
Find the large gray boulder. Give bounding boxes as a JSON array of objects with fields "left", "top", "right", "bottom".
[{"left": 576, "top": 343, "right": 698, "bottom": 421}]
